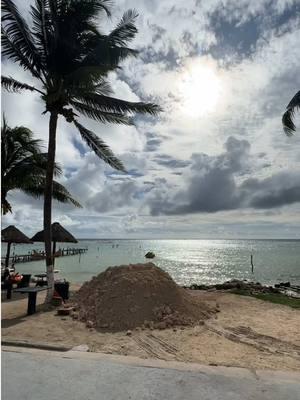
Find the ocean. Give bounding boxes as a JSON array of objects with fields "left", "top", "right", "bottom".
[{"left": 1, "top": 239, "right": 300, "bottom": 286}]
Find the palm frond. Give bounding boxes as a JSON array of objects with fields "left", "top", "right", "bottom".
[
  {"left": 74, "top": 93, "right": 162, "bottom": 116},
  {"left": 70, "top": 101, "right": 133, "bottom": 125},
  {"left": 22, "top": 179, "right": 82, "bottom": 208},
  {"left": 30, "top": 0, "right": 50, "bottom": 60},
  {"left": 1, "top": 199, "right": 12, "bottom": 215},
  {"left": 108, "top": 9, "right": 138, "bottom": 46},
  {"left": 64, "top": 67, "right": 113, "bottom": 94},
  {"left": 282, "top": 91, "right": 300, "bottom": 136},
  {"left": 2, "top": 0, "right": 42, "bottom": 72},
  {"left": 82, "top": 39, "right": 138, "bottom": 68},
  {"left": 69, "top": 0, "right": 112, "bottom": 18},
  {"left": 74, "top": 120, "right": 126, "bottom": 171},
  {"left": 1, "top": 76, "right": 43, "bottom": 94},
  {"left": 282, "top": 110, "right": 296, "bottom": 136},
  {"left": 52, "top": 180, "right": 82, "bottom": 207},
  {"left": 1, "top": 28, "right": 42, "bottom": 78}
]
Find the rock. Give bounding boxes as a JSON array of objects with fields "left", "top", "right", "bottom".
[
  {"left": 143, "top": 320, "right": 150, "bottom": 328},
  {"left": 189, "top": 284, "right": 210, "bottom": 290},
  {"left": 275, "top": 282, "right": 290, "bottom": 288},
  {"left": 165, "top": 306, "right": 172, "bottom": 315},
  {"left": 155, "top": 321, "right": 167, "bottom": 330},
  {"left": 72, "top": 312, "right": 79, "bottom": 320},
  {"left": 86, "top": 320, "right": 95, "bottom": 328},
  {"left": 269, "top": 287, "right": 280, "bottom": 293},
  {"left": 72, "top": 344, "right": 89, "bottom": 352},
  {"left": 57, "top": 307, "right": 73, "bottom": 316},
  {"left": 126, "top": 330, "right": 132, "bottom": 336},
  {"left": 99, "top": 323, "right": 109, "bottom": 328},
  {"left": 145, "top": 251, "right": 155, "bottom": 259}
]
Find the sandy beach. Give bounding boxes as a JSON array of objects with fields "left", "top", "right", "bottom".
[{"left": 2, "top": 286, "right": 300, "bottom": 372}]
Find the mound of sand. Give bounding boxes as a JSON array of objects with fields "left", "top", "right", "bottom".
[{"left": 75, "top": 263, "right": 214, "bottom": 331}]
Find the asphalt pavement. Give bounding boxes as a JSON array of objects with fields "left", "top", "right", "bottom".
[{"left": 2, "top": 346, "right": 300, "bottom": 400}]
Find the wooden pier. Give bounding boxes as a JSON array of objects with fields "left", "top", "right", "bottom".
[{"left": 1, "top": 247, "right": 88, "bottom": 265}]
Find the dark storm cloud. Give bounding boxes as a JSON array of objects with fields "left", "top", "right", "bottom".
[
  {"left": 242, "top": 173, "right": 300, "bottom": 209},
  {"left": 207, "top": 2, "right": 300, "bottom": 60},
  {"left": 153, "top": 154, "right": 191, "bottom": 169},
  {"left": 148, "top": 137, "right": 300, "bottom": 216}
]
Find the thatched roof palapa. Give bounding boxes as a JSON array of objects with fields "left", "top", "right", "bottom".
[
  {"left": 31, "top": 222, "right": 78, "bottom": 243},
  {"left": 2, "top": 225, "right": 32, "bottom": 268},
  {"left": 1, "top": 225, "right": 32, "bottom": 244}
]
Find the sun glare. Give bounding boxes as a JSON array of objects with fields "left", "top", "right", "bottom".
[{"left": 178, "top": 60, "right": 222, "bottom": 117}]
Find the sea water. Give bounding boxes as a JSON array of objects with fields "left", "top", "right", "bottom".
[{"left": 1, "top": 239, "right": 300, "bottom": 286}]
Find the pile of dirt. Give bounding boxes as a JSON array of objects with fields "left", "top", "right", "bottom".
[{"left": 75, "top": 263, "right": 214, "bottom": 331}]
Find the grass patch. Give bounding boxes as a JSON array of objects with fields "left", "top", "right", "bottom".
[{"left": 231, "top": 289, "right": 300, "bottom": 309}]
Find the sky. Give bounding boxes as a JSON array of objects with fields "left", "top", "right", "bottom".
[{"left": 2, "top": 0, "right": 300, "bottom": 239}]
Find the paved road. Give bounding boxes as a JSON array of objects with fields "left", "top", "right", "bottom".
[{"left": 2, "top": 347, "right": 300, "bottom": 400}]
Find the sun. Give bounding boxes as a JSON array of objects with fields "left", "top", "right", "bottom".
[{"left": 178, "top": 60, "right": 222, "bottom": 117}]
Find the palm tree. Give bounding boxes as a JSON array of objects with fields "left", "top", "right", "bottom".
[
  {"left": 1, "top": 115, "right": 81, "bottom": 214},
  {"left": 282, "top": 91, "right": 300, "bottom": 136},
  {"left": 1, "top": 0, "right": 161, "bottom": 300}
]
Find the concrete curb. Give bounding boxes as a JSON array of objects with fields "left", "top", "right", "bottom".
[
  {"left": 3, "top": 344, "right": 300, "bottom": 382},
  {"left": 1, "top": 339, "right": 71, "bottom": 352}
]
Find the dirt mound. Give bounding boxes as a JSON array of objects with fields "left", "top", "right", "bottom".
[{"left": 75, "top": 263, "right": 214, "bottom": 331}]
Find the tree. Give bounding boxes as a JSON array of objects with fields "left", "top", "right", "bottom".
[
  {"left": 1, "top": 115, "right": 81, "bottom": 214},
  {"left": 282, "top": 91, "right": 300, "bottom": 136},
  {"left": 1, "top": 0, "right": 161, "bottom": 300}
]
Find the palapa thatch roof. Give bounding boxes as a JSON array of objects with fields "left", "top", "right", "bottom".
[
  {"left": 31, "top": 222, "right": 78, "bottom": 243},
  {"left": 1, "top": 225, "right": 33, "bottom": 244}
]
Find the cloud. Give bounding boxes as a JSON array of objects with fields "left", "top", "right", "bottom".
[
  {"left": 147, "top": 137, "right": 300, "bottom": 215},
  {"left": 153, "top": 154, "right": 191, "bottom": 169},
  {"left": 243, "top": 173, "right": 300, "bottom": 208},
  {"left": 85, "top": 180, "right": 139, "bottom": 213},
  {"left": 2, "top": 0, "right": 300, "bottom": 238}
]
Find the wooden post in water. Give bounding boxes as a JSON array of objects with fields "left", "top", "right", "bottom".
[{"left": 251, "top": 254, "right": 254, "bottom": 274}]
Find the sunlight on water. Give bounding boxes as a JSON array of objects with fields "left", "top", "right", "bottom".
[{"left": 2, "top": 239, "right": 300, "bottom": 286}]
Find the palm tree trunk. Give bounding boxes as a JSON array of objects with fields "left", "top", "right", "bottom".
[
  {"left": 44, "top": 111, "right": 58, "bottom": 303},
  {"left": 5, "top": 242, "right": 11, "bottom": 269},
  {"left": 52, "top": 241, "right": 56, "bottom": 267}
]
